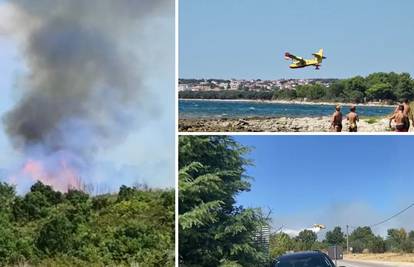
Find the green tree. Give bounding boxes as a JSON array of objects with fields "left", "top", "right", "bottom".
[
  {"left": 386, "top": 228, "right": 408, "bottom": 252},
  {"left": 14, "top": 191, "right": 50, "bottom": 220},
  {"left": 269, "top": 232, "right": 295, "bottom": 258},
  {"left": 395, "top": 73, "right": 414, "bottom": 100},
  {"left": 325, "top": 82, "right": 345, "bottom": 101},
  {"left": 30, "top": 181, "right": 63, "bottom": 205},
  {"left": 102, "top": 188, "right": 175, "bottom": 266},
  {"left": 366, "top": 72, "right": 391, "bottom": 88},
  {"left": 408, "top": 230, "right": 414, "bottom": 241},
  {"left": 366, "top": 83, "right": 395, "bottom": 101},
  {"left": 370, "top": 235, "right": 386, "bottom": 253},
  {"left": 273, "top": 89, "right": 297, "bottom": 100},
  {"left": 307, "top": 84, "right": 326, "bottom": 100},
  {"left": 13, "top": 181, "right": 65, "bottom": 220},
  {"left": 325, "top": 226, "right": 345, "bottom": 246},
  {"left": 296, "top": 230, "right": 317, "bottom": 250},
  {"left": 0, "top": 182, "right": 16, "bottom": 215},
  {"left": 344, "top": 90, "right": 365, "bottom": 103},
  {"left": 0, "top": 214, "right": 17, "bottom": 265},
  {"left": 36, "top": 214, "right": 74, "bottom": 256},
  {"left": 65, "top": 189, "right": 89, "bottom": 205},
  {"left": 349, "top": 227, "right": 375, "bottom": 253},
  {"left": 345, "top": 76, "right": 367, "bottom": 92},
  {"left": 179, "top": 136, "right": 269, "bottom": 266},
  {"left": 401, "top": 239, "right": 414, "bottom": 253},
  {"left": 117, "top": 185, "right": 136, "bottom": 201}
]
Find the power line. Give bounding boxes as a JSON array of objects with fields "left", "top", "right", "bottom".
[
  {"left": 348, "top": 202, "right": 414, "bottom": 229},
  {"left": 369, "top": 202, "right": 414, "bottom": 228}
]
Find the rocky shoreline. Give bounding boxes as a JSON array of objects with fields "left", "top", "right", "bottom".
[
  {"left": 179, "top": 98, "right": 395, "bottom": 108},
  {"left": 179, "top": 116, "right": 410, "bottom": 132}
]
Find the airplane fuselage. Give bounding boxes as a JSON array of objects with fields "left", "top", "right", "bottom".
[
  {"left": 289, "top": 58, "right": 320, "bottom": 69},
  {"left": 285, "top": 49, "right": 326, "bottom": 69}
]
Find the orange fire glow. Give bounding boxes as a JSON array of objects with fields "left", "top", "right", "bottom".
[{"left": 11, "top": 159, "right": 82, "bottom": 192}]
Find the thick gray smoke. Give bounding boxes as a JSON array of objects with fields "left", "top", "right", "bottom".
[{"left": 2, "top": 0, "right": 171, "bottom": 191}]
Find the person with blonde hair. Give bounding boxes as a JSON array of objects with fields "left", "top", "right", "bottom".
[{"left": 402, "top": 99, "right": 413, "bottom": 131}]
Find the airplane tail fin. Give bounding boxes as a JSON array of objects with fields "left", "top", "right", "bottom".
[{"left": 312, "top": 49, "right": 326, "bottom": 62}]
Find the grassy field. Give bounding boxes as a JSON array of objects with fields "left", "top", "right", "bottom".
[{"left": 344, "top": 253, "right": 414, "bottom": 263}]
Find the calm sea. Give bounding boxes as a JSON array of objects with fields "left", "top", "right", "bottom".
[{"left": 179, "top": 99, "right": 395, "bottom": 119}]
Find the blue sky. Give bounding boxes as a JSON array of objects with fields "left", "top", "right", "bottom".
[
  {"left": 234, "top": 136, "right": 414, "bottom": 236},
  {"left": 180, "top": 0, "right": 414, "bottom": 79},
  {"left": 0, "top": 2, "right": 174, "bottom": 192}
]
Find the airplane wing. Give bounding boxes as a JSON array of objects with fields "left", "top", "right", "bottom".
[{"left": 284, "top": 52, "right": 305, "bottom": 63}]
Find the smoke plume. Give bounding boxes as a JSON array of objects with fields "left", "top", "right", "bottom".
[
  {"left": 282, "top": 226, "right": 324, "bottom": 237},
  {"left": 1, "top": 0, "right": 171, "bottom": 191}
]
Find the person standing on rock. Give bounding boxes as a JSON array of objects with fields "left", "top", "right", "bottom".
[
  {"left": 346, "top": 105, "right": 359, "bottom": 132},
  {"left": 330, "top": 105, "right": 343, "bottom": 132},
  {"left": 393, "top": 99, "right": 413, "bottom": 131},
  {"left": 389, "top": 105, "right": 409, "bottom": 132},
  {"left": 402, "top": 99, "right": 413, "bottom": 131}
]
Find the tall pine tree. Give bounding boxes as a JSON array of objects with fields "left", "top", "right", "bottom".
[{"left": 179, "top": 136, "right": 269, "bottom": 266}]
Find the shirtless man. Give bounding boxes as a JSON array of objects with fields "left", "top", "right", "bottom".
[
  {"left": 330, "top": 105, "right": 343, "bottom": 132},
  {"left": 394, "top": 99, "right": 413, "bottom": 131},
  {"left": 389, "top": 105, "right": 408, "bottom": 132},
  {"left": 346, "top": 105, "right": 359, "bottom": 132}
]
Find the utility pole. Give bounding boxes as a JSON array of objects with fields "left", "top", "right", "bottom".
[{"left": 346, "top": 225, "right": 349, "bottom": 253}]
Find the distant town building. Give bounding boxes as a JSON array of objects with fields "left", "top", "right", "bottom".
[
  {"left": 229, "top": 79, "right": 241, "bottom": 90},
  {"left": 219, "top": 82, "right": 229, "bottom": 90},
  {"left": 178, "top": 78, "right": 337, "bottom": 92},
  {"left": 178, "top": 84, "right": 191, "bottom": 91}
]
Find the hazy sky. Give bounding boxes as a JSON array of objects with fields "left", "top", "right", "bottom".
[
  {"left": 234, "top": 135, "right": 414, "bottom": 237},
  {"left": 180, "top": 0, "right": 414, "bottom": 80},
  {"left": 0, "top": 1, "right": 174, "bottom": 192}
]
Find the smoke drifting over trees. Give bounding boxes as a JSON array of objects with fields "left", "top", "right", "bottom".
[{"left": 1, "top": 0, "right": 172, "bottom": 190}]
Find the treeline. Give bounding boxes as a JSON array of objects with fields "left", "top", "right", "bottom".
[
  {"left": 0, "top": 181, "right": 174, "bottom": 266},
  {"left": 270, "top": 226, "right": 414, "bottom": 259},
  {"left": 289, "top": 72, "right": 414, "bottom": 103},
  {"left": 179, "top": 72, "right": 414, "bottom": 103}
]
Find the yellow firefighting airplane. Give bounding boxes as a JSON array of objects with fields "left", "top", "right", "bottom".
[{"left": 284, "top": 49, "right": 326, "bottom": 70}]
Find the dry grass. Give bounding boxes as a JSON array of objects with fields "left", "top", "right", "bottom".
[
  {"left": 344, "top": 253, "right": 414, "bottom": 263},
  {"left": 364, "top": 117, "right": 379, "bottom": 124}
]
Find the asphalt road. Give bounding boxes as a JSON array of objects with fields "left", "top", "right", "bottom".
[{"left": 337, "top": 259, "right": 414, "bottom": 267}]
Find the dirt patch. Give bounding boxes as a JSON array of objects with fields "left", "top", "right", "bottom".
[{"left": 344, "top": 253, "right": 414, "bottom": 263}]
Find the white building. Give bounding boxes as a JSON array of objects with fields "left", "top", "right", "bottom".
[
  {"left": 178, "top": 84, "right": 191, "bottom": 91},
  {"left": 229, "top": 79, "right": 241, "bottom": 90},
  {"left": 219, "top": 82, "right": 229, "bottom": 90}
]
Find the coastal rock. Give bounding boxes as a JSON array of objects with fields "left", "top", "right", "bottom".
[{"left": 178, "top": 116, "right": 409, "bottom": 133}]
